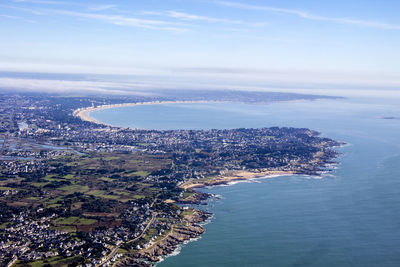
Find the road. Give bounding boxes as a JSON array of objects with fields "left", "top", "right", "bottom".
[
  {"left": 97, "top": 212, "right": 158, "bottom": 267},
  {"left": 6, "top": 256, "right": 18, "bottom": 267}
]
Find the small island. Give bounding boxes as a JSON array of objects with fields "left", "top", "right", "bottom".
[{"left": 0, "top": 91, "right": 343, "bottom": 266}]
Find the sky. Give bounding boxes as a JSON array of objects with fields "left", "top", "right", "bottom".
[{"left": 1, "top": 0, "right": 400, "bottom": 96}]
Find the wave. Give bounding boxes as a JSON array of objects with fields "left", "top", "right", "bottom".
[
  {"left": 199, "top": 214, "right": 214, "bottom": 227},
  {"left": 155, "top": 235, "right": 203, "bottom": 265},
  {"left": 211, "top": 194, "right": 223, "bottom": 199},
  {"left": 205, "top": 174, "right": 291, "bottom": 189}
]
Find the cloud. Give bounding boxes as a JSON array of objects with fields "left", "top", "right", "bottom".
[
  {"left": 142, "top": 10, "right": 266, "bottom": 27},
  {"left": 0, "top": 14, "right": 36, "bottom": 23},
  {"left": 144, "top": 10, "right": 242, "bottom": 24},
  {"left": 2, "top": 73, "right": 400, "bottom": 99},
  {"left": 1, "top": 67, "right": 400, "bottom": 99},
  {"left": 217, "top": 1, "right": 308, "bottom": 17},
  {"left": 217, "top": 1, "right": 400, "bottom": 30},
  {"left": 12, "top": 0, "right": 68, "bottom": 5},
  {"left": 10, "top": 2, "right": 183, "bottom": 31},
  {"left": 10, "top": 6, "right": 187, "bottom": 32},
  {"left": 0, "top": 77, "right": 155, "bottom": 95},
  {"left": 55, "top": 10, "right": 185, "bottom": 31},
  {"left": 88, "top": 5, "right": 116, "bottom": 12}
]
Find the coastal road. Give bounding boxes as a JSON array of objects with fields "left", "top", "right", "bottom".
[
  {"left": 127, "top": 212, "right": 158, "bottom": 245},
  {"left": 6, "top": 256, "right": 18, "bottom": 267},
  {"left": 97, "top": 212, "right": 158, "bottom": 267}
]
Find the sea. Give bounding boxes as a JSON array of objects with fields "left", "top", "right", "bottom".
[{"left": 90, "top": 96, "right": 400, "bottom": 267}]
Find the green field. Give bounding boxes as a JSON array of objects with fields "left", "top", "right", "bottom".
[
  {"left": 0, "top": 222, "right": 9, "bottom": 229},
  {"left": 59, "top": 184, "right": 89, "bottom": 192},
  {"left": 0, "top": 186, "right": 13, "bottom": 190},
  {"left": 56, "top": 216, "right": 97, "bottom": 225},
  {"left": 87, "top": 190, "right": 120, "bottom": 200},
  {"left": 17, "top": 255, "right": 81, "bottom": 267}
]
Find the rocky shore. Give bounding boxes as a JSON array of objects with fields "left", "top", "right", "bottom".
[
  {"left": 179, "top": 191, "right": 211, "bottom": 204},
  {"left": 116, "top": 210, "right": 211, "bottom": 266}
]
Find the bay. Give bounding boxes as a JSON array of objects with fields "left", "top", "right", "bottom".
[{"left": 91, "top": 96, "right": 400, "bottom": 267}]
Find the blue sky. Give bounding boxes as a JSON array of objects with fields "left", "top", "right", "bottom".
[{"left": 1, "top": 0, "right": 400, "bottom": 95}]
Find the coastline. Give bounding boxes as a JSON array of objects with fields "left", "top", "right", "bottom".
[
  {"left": 113, "top": 170, "right": 301, "bottom": 266},
  {"left": 73, "top": 97, "right": 339, "bottom": 127},
  {"left": 73, "top": 100, "right": 225, "bottom": 126},
  {"left": 149, "top": 169, "right": 300, "bottom": 264},
  {"left": 115, "top": 209, "right": 211, "bottom": 266},
  {"left": 179, "top": 169, "right": 296, "bottom": 191},
  {"left": 71, "top": 100, "right": 343, "bottom": 266}
]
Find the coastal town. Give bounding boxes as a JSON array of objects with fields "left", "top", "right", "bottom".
[{"left": 0, "top": 91, "right": 342, "bottom": 266}]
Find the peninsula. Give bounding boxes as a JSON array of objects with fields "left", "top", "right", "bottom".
[{"left": 0, "top": 91, "right": 343, "bottom": 267}]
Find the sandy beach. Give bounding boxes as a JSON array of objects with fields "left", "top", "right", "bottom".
[
  {"left": 180, "top": 169, "right": 296, "bottom": 190},
  {"left": 73, "top": 100, "right": 225, "bottom": 126}
]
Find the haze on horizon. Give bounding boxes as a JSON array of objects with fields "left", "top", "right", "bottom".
[{"left": 1, "top": 0, "right": 399, "bottom": 97}]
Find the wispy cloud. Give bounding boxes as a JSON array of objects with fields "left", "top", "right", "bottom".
[
  {"left": 3, "top": 4, "right": 187, "bottom": 32},
  {"left": 144, "top": 10, "right": 241, "bottom": 24},
  {"left": 12, "top": 0, "right": 68, "bottom": 5},
  {"left": 12, "top": 0, "right": 113, "bottom": 11},
  {"left": 142, "top": 10, "right": 266, "bottom": 27},
  {"left": 2, "top": 70, "right": 400, "bottom": 98},
  {"left": 50, "top": 9, "right": 186, "bottom": 32},
  {"left": 0, "top": 14, "right": 36, "bottom": 23},
  {"left": 0, "top": 77, "right": 155, "bottom": 95},
  {"left": 217, "top": 1, "right": 400, "bottom": 30},
  {"left": 88, "top": 4, "right": 116, "bottom": 12}
]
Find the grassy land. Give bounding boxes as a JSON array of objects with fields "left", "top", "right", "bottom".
[
  {"left": 59, "top": 185, "right": 89, "bottom": 192},
  {"left": 87, "top": 190, "right": 120, "bottom": 200},
  {"left": 32, "top": 182, "right": 51, "bottom": 187},
  {"left": 2, "top": 151, "right": 179, "bottom": 242},
  {"left": 0, "top": 222, "right": 9, "bottom": 229},
  {"left": 47, "top": 203, "right": 61, "bottom": 208},
  {"left": 182, "top": 191, "right": 194, "bottom": 198},
  {"left": 131, "top": 171, "right": 150, "bottom": 177},
  {"left": 56, "top": 216, "right": 98, "bottom": 225},
  {"left": 180, "top": 208, "right": 195, "bottom": 217},
  {"left": 0, "top": 186, "right": 13, "bottom": 190},
  {"left": 17, "top": 255, "right": 81, "bottom": 267}
]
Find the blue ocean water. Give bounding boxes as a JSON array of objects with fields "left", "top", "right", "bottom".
[{"left": 91, "top": 97, "right": 400, "bottom": 267}]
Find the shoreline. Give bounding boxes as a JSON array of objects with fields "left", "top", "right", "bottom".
[
  {"left": 73, "top": 98, "right": 339, "bottom": 128},
  {"left": 73, "top": 100, "right": 225, "bottom": 126},
  {"left": 116, "top": 170, "right": 301, "bottom": 266},
  {"left": 179, "top": 169, "right": 297, "bottom": 191},
  {"left": 71, "top": 100, "right": 343, "bottom": 266},
  {"left": 148, "top": 169, "right": 302, "bottom": 264},
  {"left": 115, "top": 209, "right": 211, "bottom": 267}
]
